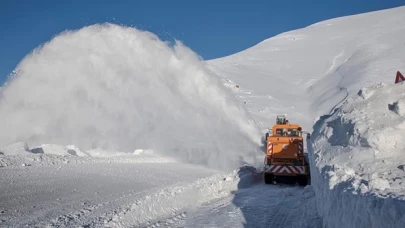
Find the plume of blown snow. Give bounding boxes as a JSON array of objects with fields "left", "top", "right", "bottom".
[{"left": 0, "top": 23, "right": 262, "bottom": 171}]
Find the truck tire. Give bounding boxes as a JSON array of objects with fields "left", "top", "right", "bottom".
[
  {"left": 264, "top": 173, "right": 273, "bottom": 184},
  {"left": 297, "top": 175, "right": 309, "bottom": 186}
]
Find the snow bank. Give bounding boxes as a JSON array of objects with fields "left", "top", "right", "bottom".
[
  {"left": 0, "top": 140, "right": 178, "bottom": 168},
  {"left": 0, "top": 142, "right": 31, "bottom": 156},
  {"left": 309, "top": 82, "right": 405, "bottom": 228},
  {"left": 30, "top": 144, "right": 89, "bottom": 157},
  {"left": 0, "top": 23, "right": 262, "bottom": 171},
  {"left": 108, "top": 165, "right": 262, "bottom": 227},
  {"left": 0, "top": 148, "right": 176, "bottom": 169}
]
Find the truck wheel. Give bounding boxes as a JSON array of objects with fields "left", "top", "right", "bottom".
[
  {"left": 297, "top": 175, "right": 309, "bottom": 186},
  {"left": 264, "top": 174, "right": 273, "bottom": 184}
]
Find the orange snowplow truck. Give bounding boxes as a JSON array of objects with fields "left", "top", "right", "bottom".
[{"left": 263, "top": 115, "right": 310, "bottom": 186}]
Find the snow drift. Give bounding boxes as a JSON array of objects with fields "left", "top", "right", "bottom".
[
  {"left": 0, "top": 23, "right": 261, "bottom": 171},
  {"left": 309, "top": 82, "right": 405, "bottom": 228}
]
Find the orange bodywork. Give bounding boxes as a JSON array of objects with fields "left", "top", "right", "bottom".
[{"left": 264, "top": 123, "right": 309, "bottom": 176}]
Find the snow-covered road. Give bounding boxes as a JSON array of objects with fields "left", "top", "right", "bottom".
[
  {"left": 168, "top": 184, "right": 321, "bottom": 228},
  {"left": 0, "top": 149, "right": 321, "bottom": 228},
  {"left": 0, "top": 155, "right": 219, "bottom": 227}
]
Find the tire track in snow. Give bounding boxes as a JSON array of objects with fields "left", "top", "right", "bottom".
[{"left": 169, "top": 183, "right": 321, "bottom": 228}]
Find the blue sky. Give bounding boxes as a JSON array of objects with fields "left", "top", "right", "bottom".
[{"left": 1, "top": 0, "right": 404, "bottom": 83}]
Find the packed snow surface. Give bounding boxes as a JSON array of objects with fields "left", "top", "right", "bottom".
[
  {"left": 0, "top": 151, "right": 223, "bottom": 227},
  {"left": 0, "top": 24, "right": 262, "bottom": 171},
  {"left": 167, "top": 184, "right": 321, "bottom": 228}
]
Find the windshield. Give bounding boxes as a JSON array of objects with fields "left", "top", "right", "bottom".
[{"left": 275, "top": 128, "right": 300, "bottom": 136}]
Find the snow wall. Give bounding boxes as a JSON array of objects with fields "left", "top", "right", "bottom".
[
  {"left": 0, "top": 23, "right": 262, "bottom": 171},
  {"left": 308, "top": 82, "right": 405, "bottom": 228}
]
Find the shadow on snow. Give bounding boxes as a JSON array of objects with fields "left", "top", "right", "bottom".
[{"left": 227, "top": 166, "right": 322, "bottom": 228}]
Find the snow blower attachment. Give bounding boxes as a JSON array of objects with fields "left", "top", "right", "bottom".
[{"left": 263, "top": 115, "right": 310, "bottom": 186}]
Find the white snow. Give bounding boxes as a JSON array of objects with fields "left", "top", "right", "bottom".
[
  {"left": 167, "top": 185, "right": 321, "bottom": 228},
  {"left": 309, "top": 82, "right": 405, "bottom": 228},
  {"left": 207, "top": 6, "right": 405, "bottom": 132},
  {"left": 1, "top": 5, "right": 405, "bottom": 228},
  {"left": 0, "top": 153, "right": 218, "bottom": 227},
  {"left": 0, "top": 23, "right": 261, "bottom": 171},
  {"left": 0, "top": 142, "right": 31, "bottom": 156},
  {"left": 0, "top": 149, "right": 263, "bottom": 227},
  {"left": 31, "top": 144, "right": 90, "bottom": 157},
  {"left": 108, "top": 166, "right": 262, "bottom": 227},
  {"left": 0, "top": 19, "right": 264, "bottom": 228}
]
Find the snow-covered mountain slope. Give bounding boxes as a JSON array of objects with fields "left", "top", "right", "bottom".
[
  {"left": 309, "top": 82, "right": 405, "bottom": 228},
  {"left": 206, "top": 5, "right": 405, "bottom": 228},
  {"left": 207, "top": 6, "right": 405, "bottom": 132},
  {"left": 0, "top": 24, "right": 262, "bottom": 171}
]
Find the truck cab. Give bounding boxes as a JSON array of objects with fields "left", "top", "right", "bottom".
[{"left": 263, "top": 115, "right": 310, "bottom": 186}]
